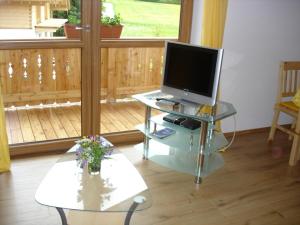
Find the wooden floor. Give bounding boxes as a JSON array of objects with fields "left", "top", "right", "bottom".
[
  {"left": 5, "top": 101, "right": 151, "bottom": 145},
  {"left": 0, "top": 130, "right": 300, "bottom": 225}
]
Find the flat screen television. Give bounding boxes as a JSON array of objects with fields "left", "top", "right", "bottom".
[{"left": 161, "top": 41, "right": 224, "bottom": 106}]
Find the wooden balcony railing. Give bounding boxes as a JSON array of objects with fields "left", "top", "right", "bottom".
[{"left": 0, "top": 47, "right": 163, "bottom": 107}]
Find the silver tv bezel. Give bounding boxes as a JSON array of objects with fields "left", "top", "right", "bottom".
[{"left": 161, "top": 41, "right": 224, "bottom": 106}]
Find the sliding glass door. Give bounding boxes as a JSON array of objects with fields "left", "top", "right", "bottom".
[{"left": 0, "top": 0, "right": 93, "bottom": 155}]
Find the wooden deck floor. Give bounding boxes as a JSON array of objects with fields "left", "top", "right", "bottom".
[{"left": 5, "top": 101, "right": 153, "bottom": 145}]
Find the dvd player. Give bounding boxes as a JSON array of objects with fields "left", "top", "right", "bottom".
[{"left": 163, "top": 114, "right": 201, "bottom": 130}]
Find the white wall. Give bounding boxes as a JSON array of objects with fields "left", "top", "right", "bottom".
[
  {"left": 191, "top": 0, "right": 300, "bottom": 132},
  {"left": 190, "top": 0, "right": 202, "bottom": 44}
]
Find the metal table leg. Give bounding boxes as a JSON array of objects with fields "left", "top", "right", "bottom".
[
  {"left": 143, "top": 106, "right": 151, "bottom": 160},
  {"left": 195, "top": 121, "right": 209, "bottom": 184},
  {"left": 124, "top": 196, "right": 146, "bottom": 225},
  {"left": 56, "top": 207, "right": 68, "bottom": 225}
]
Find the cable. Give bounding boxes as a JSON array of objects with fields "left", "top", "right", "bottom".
[{"left": 218, "top": 114, "right": 237, "bottom": 152}]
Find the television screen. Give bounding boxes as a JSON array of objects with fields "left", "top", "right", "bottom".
[{"left": 161, "top": 41, "right": 223, "bottom": 106}]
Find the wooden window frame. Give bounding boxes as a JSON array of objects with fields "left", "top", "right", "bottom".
[{"left": 98, "top": 0, "right": 194, "bottom": 48}]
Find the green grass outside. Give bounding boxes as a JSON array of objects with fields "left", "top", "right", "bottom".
[{"left": 106, "top": 0, "right": 180, "bottom": 37}]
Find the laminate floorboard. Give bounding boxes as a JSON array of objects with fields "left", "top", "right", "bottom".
[{"left": 1, "top": 130, "right": 299, "bottom": 225}]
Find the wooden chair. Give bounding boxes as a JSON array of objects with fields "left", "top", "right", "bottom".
[{"left": 268, "top": 61, "right": 300, "bottom": 166}]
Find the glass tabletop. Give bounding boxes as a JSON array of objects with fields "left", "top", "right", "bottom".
[
  {"left": 133, "top": 90, "right": 236, "bottom": 123},
  {"left": 35, "top": 146, "right": 151, "bottom": 212}
]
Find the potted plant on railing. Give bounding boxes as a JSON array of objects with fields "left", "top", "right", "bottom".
[
  {"left": 64, "top": 13, "right": 123, "bottom": 39},
  {"left": 63, "top": 5, "right": 81, "bottom": 39},
  {"left": 100, "top": 14, "right": 123, "bottom": 38}
]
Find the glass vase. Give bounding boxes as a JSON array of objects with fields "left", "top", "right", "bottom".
[{"left": 88, "top": 161, "right": 101, "bottom": 175}]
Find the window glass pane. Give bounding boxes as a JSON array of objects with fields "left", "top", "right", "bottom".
[
  {"left": 102, "top": 0, "right": 181, "bottom": 39},
  {"left": 0, "top": 0, "right": 181, "bottom": 40},
  {"left": 0, "top": 0, "right": 81, "bottom": 40},
  {"left": 0, "top": 48, "right": 82, "bottom": 144},
  {"left": 99, "top": 47, "right": 164, "bottom": 134}
]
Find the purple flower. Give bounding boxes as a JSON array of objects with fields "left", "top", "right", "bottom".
[
  {"left": 80, "top": 159, "right": 87, "bottom": 168},
  {"left": 75, "top": 135, "right": 114, "bottom": 168}
]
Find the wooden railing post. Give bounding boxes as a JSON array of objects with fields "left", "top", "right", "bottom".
[{"left": 107, "top": 48, "right": 117, "bottom": 103}]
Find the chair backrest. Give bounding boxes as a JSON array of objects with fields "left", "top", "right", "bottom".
[{"left": 277, "top": 61, "right": 300, "bottom": 101}]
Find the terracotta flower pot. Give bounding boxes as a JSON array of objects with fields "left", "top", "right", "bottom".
[
  {"left": 64, "top": 24, "right": 80, "bottom": 39},
  {"left": 64, "top": 24, "right": 123, "bottom": 39},
  {"left": 100, "top": 25, "right": 123, "bottom": 38}
]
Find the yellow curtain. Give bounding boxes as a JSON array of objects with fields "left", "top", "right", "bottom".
[
  {"left": 200, "top": 0, "right": 228, "bottom": 131},
  {"left": 0, "top": 83, "right": 10, "bottom": 172},
  {"left": 201, "top": 0, "right": 228, "bottom": 48}
]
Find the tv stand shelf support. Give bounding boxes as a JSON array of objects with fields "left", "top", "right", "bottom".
[
  {"left": 133, "top": 90, "right": 236, "bottom": 184},
  {"left": 143, "top": 105, "right": 151, "bottom": 160},
  {"left": 195, "top": 120, "right": 208, "bottom": 183}
]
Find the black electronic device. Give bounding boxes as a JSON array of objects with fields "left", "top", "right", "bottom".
[
  {"left": 180, "top": 118, "right": 201, "bottom": 130},
  {"left": 156, "top": 98, "right": 179, "bottom": 105},
  {"left": 163, "top": 114, "right": 186, "bottom": 125},
  {"left": 163, "top": 114, "right": 201, "bottom": 130}
]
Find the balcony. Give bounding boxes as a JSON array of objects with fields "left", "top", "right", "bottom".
[{"left": 0, "top": 47, "right": 163, "bottom": 144}]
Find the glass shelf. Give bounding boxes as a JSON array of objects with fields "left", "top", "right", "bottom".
[
  {"left": 133, "top": 90, "right": 236, "bottom": 123},
  {"left": 136, "top": 114, "right": 229, "bottom": 155},
  {"left": 135, "top": 141, "right": 224, "bottom": 177}
]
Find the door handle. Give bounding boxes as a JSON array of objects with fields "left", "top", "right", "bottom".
[{"left": 75, "top": 25, "right": 91, "bottom": 32}]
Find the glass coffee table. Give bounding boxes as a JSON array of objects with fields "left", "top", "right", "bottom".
[{"left": 35, "top": 145, "right": 151, "bottom": 225}]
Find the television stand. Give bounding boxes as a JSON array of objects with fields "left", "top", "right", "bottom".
[{"left": 133, "top": 90, "right": 236, "bottom": 184}]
